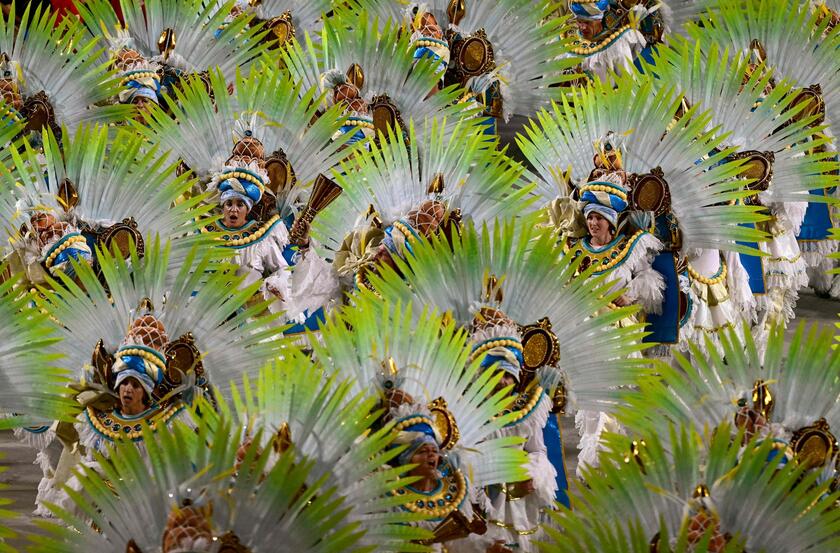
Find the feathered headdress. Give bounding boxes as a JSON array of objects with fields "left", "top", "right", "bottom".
[
  {"left": 313, "top": 116, "right": 534, "bottom": 265},
  {"left": 619, "top": 322, "right": 840, "bottom": 474},
  {"left": 77, "top": 0, "right": 268, "bottom": 85},
  {"left": 314, "top": 297, "right": 531, "bottom": 494},
  {"left": 0, "top": 3, "right": 129, "bottom": 138},
  {"left": 282, "top": 9, "right": 476, "bottom": 144},
  {"left": 542, "top": 423, "right": 840, "bottom": 552}
]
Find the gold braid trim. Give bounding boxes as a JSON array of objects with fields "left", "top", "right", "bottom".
[
  {"left": 117, "top": 347, "right": 166, "bottom": 371},
  {"left": 494, "top": 384, "right": 544, "bottom": 425},
  {"left": 578, "top": 183, "right": 628, "bottom": 201},
  {"left": 566, "top": 230, "right": 646, "bottom": 273},
  {"left": 395, "top": 466, "right": 466, "bottom": 519},
  {"left": 87, "top": 402, "right": 182, "bottom": 441}
]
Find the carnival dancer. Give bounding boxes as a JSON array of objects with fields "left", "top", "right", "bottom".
[
  {"left": 683, "top": 0, "right": 840, "bottom": 300},
  {"left": 359, "top": 0, "right": 577, "bottom": 133},
  {"left": 77, "top": 0, "right": 267, "bottom": 104},
  {"left": 139, "top": 69, "right": 347, "bottom": 333},
  {"left": 619, "top": 321, "right": 840, "bottom": 511},
  {"left": 683, "top": 4, "right": 840, "bottom": 347},
  {"left": 539, "top": 421, "right": 840, "bottom": 552},
  {"left": 316, "top": 297, "right": 532, "bottom": 552},
  {"left": 567, "top": 0, "right": 659, "bottom": 80},
  {"left": 317, "top": 114, "right": 530, "bottom": 299},
  {"left": 0, "top": 124, "right": 212, "bottom": 289},
  {"left": 368, "top": 220, "right": 651, "bottom": 548},
  {"left": 29, "top": 379, "right": 400, "bottom": 552},
  {"left": 34, "top": 241, "right": 287, "bottom": 516},
  {"left": 282, "top": 8, "right": 474, "bottom": 144},
  {"left": 519, "top": 74, "right": 765, "bottom": 358}
]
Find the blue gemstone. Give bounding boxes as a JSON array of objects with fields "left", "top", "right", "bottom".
[
  {"left": 445, "top": 494, "right": 452, "bottom": 500},
  {"left": 437, "top": 499, "right": 444, "bottom": 506}
]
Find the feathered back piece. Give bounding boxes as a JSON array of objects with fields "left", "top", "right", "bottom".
[
  {"left": 32, "top": 403, "right": 379, "bottom": 552},
  {"left": 215, "top": 353, "right": 430, "bottom": 550},
  {"left": 518, "top": 73, "right": 767, "bottom": 253},
  {"left": 357, "top": 0, "right": 578, "bottom": 121},
  {"left": 313, "top": 116, "right": 534, "bottom": 258},
  {"left": 541, "top": 424, "right": 840, "bottom": 552},
  {"left": 0, "top": 2, "right": 128, "bottom": 136},
  {"left": 138, "top": 67, "right": 350, "bottom": 209},
  {"left": 619, "top": 323, "right": 840, "bottom": 472},
  {"left": 282, "top": 9, "right": 474, "bottom": 142},
  {"left": 36, "top": 240, "right": 288, "bottom": 400},
  {"left": 78, "top": 0, "right": 267, "bottom": 83},
  {"left": 688, "top": 0, "right": 840, "bottom": 143},
  {"left": 369, "top": 220, "right": 652, "bottom": 414},
  {"left": 647, "top": 37, "right": 840, "bottom": 204},
  {"left": 0, "top": 270, "right": 75, "bottom": 428},
  {"left": 314, "top": 296, "right": 530, "bottom": 489}
]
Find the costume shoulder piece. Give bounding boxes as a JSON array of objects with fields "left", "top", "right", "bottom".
[{"left": 565, "top": 227, "right": 653, "bottom": 275}]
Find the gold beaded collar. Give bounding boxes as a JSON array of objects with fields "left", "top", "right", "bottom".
[
  {"left": 202, "top": 214, "right": 282, "bottom": 249},
  {"left": 495, "top": 382, "right": 544, "bottom": 427},
  {"left": 86, "top": 402, "right": 183, "bottom": 442},
  {"left": 393, "top": 459, "right": 466, "bottom": 521},
  {"left": 565, "top": 230, "right": 646, "bottom": 275}
]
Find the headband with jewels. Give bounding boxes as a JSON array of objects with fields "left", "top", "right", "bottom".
[
  {"left": 90, "top": 300, "right": 206, "bottom": 401},
  {"left": 569, "top": 0, "right": 610, "bottom": 21},
  {"left": 112, "top": 313, "right": 170, "bottom": 398},
  {"left": 410, "top": 10, "right": 450, "bottom": 75},
  {"left": 113, "top": 48, "right": 161, "bottom": 105},
  {"left": 469, "top": 307, "right": 525, "bottom": 383},
  {"left": 579, "top": 174, "right": 628, "bottom": 228},
  {"left": 29, "top": 211, "right": 93, "bottom": 279},
  {"left": 209, "top": 133, "right": 269, "bottom": 211}
]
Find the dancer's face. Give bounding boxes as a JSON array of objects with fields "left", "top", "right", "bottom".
[
  {"left": 222, "top": 197, "right": 248, "bottom": 228},
  {"left": 119, "top": 378, "right": 147, "bottom": 415},
  {"left": 586, "top": 212, "right": 613, "bottom": 246}
]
